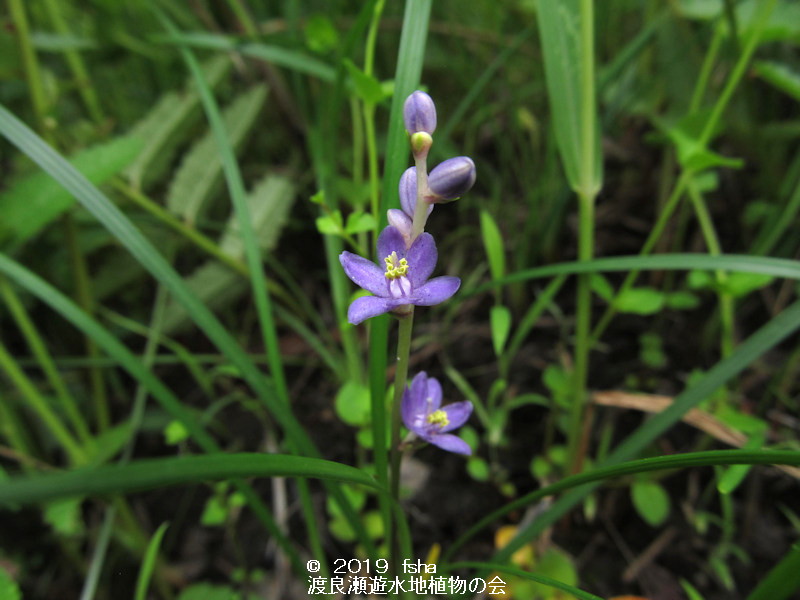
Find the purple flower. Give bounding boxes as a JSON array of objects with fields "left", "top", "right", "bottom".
[
  {"left": 403, "top": 91, "right": 437, "bottom": 135},
  {"left": 401, "top": 372, "right": 473, "bottom": 455},
  {"left": 428, "top": 157, "right": 476, "bottom": 201},
  {"left": 339, "top": 226, "right": 460, "bottom": 325}
]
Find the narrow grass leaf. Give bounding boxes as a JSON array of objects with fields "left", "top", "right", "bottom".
[
  {"left": 747, "top": 543, "right": 800, "bottom": 600},
  {"left": 0, "top": 136, "right": 142, "bottom": 250},
  {"left": 134, "top": 522, "right": 169, "bottom": 600},
  {"left": 155, "top": 31, "right": 335, "bottom": 81},
  {"left": 0, "top": 453, "right": 380, "bottom": 506}
]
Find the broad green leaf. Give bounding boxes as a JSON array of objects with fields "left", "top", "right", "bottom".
[
  {"left": 666, "top": 290, "right": 701, "bottom": 309},
  {"left": 303, "top": 15, "right": 339, "bottom": 53},
  {"left": 615, "top": 286, "right": 665, "bottom": 315},
  {"left": 200, "top": 494, "right": 229, "bottom": 526},
  {"left": 161, "top": 175, "right": 295, "bottom": 333},
  {"left": 335, "top": 381, "right": 371, "bottom": 427},
  {"left": 589, "top": 273, "right": 613, "bottom": 302},
  {"left": 43, "top": 496, "right": 84, "bottom": 536},
  {"left": 480, "top": 210, "right": 506, "bottom": 282},
  {"left": 536, "top": 0, "right": 601, "bottom": 190},
  {"left": 343, "top": 59, "right": 386, "bottom": 105},
  {"left": 722, "top": 272, "right": 774, "bottom": 298},
  {"left": 490, "top": 305, "right": 512, "bottom": 356},
  {"left": 468, "top": 457, "right": 490, "bottom": 482},
  {"left": 124, "top": 55, "right": 231, "bottom": 190},
  {"left": 0, "top": 568, "right": 21, "bottom": 600},
  {"left": 345, "top": 211, "right": 377, "bottom": 235},
  {"left": 0, "top": 136, "right": 142, "bottom": 249},
  {"left": 164, "top": 420, "right": 190, "bottom": 445},
  {"left": 326, "top": 484, "right": 367, "bottom": 519},
  {"left": 166, "top": 84, "right": 268, "bottom": 224},
  {"left": 736, "top": 0, "right": 800, "bottom": 44},
  {"left": 631, "top": 480, "right": 670, "bottom": 526},
  {"left": 676, "top": 0, "right": 722, "bottom": 20},
  {"left": 754, "top": 61, "right": 800, "bottom": 103},
  {"left": 316, "top": 211, "right": 343, "bottom": 235}
]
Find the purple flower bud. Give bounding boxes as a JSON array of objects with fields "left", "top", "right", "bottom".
[
  {"left": 428, "top": 157, "right": 476, "bottom": 201},
  {"left": 399, "top": 167, "right": 433, "bottom": 221},
  {"left": 403, "top": 91, "right": 437, "bottom": 135}
]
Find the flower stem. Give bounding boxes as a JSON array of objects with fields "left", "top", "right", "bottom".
[
  {"left": 410, "top": 155, "right": 430, "bottom": 242},
  {"left": 390, "top": 310, "right": 415, "bottom": 502}
]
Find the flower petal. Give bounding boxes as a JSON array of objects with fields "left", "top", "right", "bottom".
[
  {"left": 402, "top": 372, "right": 429, "bottom": 434},
  {"left": 411, "top": 276, "right": 460, "bottom": 306},
  {"left": 386, "top": 209, "right": 412, "bottom": 244},
  {"left": 376, "top": 225, "right": 406, "bottom": 262},
  {"left": 426, "top": 433, "right": 472, "bottom": 455},
  {"left": 425, "top": 376, "right": 442, "bottom": 412},
  {"left": 440, "top": 401, "right": 473, "bottom": 432},
  {"left": 406, "top": 233, "right": 437, "bottom": 289},
  {"left": 347, "top": 296, "right": 396, "bottom": 325},
  {"left": 340, "top": 252, "right": 387, "bottom": 296}
]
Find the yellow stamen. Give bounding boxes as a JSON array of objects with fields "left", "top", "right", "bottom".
[
  {"left": 427, "top": 409, "right": 449, "bottom": 428},
  {"left": 384, "top": 251, "right": 409, "bottom": 279}
]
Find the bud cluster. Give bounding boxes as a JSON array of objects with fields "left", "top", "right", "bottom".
[{"left": 393, "top": 91, "right": 476, "bottom": 243}]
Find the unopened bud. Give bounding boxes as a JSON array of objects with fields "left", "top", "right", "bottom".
[
  {"left": 399, "top": 167, "right": 433, "bottom": 219},
  {"left": 427, "top": 157, "right": 476, "bottom": 201},
  {"left": 403, "top": 91, "right": 437, "bottom": 135}
]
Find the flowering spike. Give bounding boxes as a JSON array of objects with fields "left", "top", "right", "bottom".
[
  {"left": 428, "top": 157, "right": 476, "bottom": 201},
  {"left": 403, "top": 91, "right": 437, "bottom": 135},
  {"left": 399, "top": 167, "right": 432, "bottom": 221}
]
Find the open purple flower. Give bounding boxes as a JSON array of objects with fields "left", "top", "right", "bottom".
[
  {"left": 401, "top": 372, "right": 472, "bottom": 455},
  {"left": 339, "top": 226, "right": 460, "bottom": 325}
]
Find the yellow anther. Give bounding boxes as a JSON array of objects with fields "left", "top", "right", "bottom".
[
  {"left": 384, "top": 252, "right": 409, "bottom": 279},
  {"left": 427, "top": 409, "right": 449, "bottom": 428}
]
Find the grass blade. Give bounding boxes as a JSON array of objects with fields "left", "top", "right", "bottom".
[{"left": 134, "top": 522, "right": 169, "bottom": 600}]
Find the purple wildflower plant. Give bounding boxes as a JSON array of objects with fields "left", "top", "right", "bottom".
[
  {"left": 339, "top": 226, "right": 460, "bottom": 325},
  {"left": 386, "top": 167, "right": 432, "bottom": 245},
  {"left": 401, "top": 372, "right": 473, "bottom": 455}
]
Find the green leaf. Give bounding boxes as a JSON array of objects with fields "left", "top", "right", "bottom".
[
  {"left": 754, "top": 61, "right": 800, "bottom": 103},
  {"left": 164, "top": 419, "right": 190, "bottom": 445},
  {"left": 166, "top": 84, "right": 268, "bottom": 225},
  {"left": 681, "top": 578, "right": 707, "bottom": 600},
  {"left": 480, "top": 210, "right": 506, "bottom": 282},
  {"left": 589, "top": 273, "right": 613, "bottom": 302},
  {"left": 467, "top": 457, "right": 490, "bottom": 482},
  {"left": 631, "top": 480, "right": 670, "bottom": 526},
  {"left": 0, "top": 453, "right": 381, "bottom": 506},
  {"left": 536, "top": 0, "right": 601, "bottom": 190},
  {"left": 0, "top": 136, "right": 142, "bottom": 250},
  {"left": 666, "top": 290, "right": 701, "bottom": 309},
  {"left": 124, "top": 55, "right": 231, "bottom": 190},
  {"left": 200, "top": 494, "right": 229, "bottom": 526},
  {"left": 345, "top": 211, "right": 377, "bottom": 235},
  {"left": 316, "top": 211, "right": 343, "bottom": 235},
  {"left": 676, "top": 0, "right": 722, "bottom": 20},
  {"left": 717, "top": 434, "right": 764, "bottom": 495},
  {"left": 135, "top": 522, "right": 170, "bottom": 600},
  {"left": 490, "top": 305, "right": 512, "bottom": 356},
  {"left": 721, "top": 272, "right": 774, "bottom": 298},
  {"left": 343, "top": 59, "right": 386, "bottom": 105},
  {"left": 303, "top": 15, "right": 339, "bottom": 53},
  {"left": 615, "top": 286, "right": 665, "bottom": 315},
  {"left": 43, "top": 496, "right": 84, "bottom": 536},
  {"left": 747, "top": 543, "right": 800, "bottom": 600},
  {"left": 335, "top": 381, "right": 371, "bottom": 427},
  {"left": 0, "top": 568, "right": 21, "bottom": 600}
]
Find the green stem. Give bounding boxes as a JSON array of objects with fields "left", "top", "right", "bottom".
[
  {"left": 568, "top": 0, "right": 599, "bottom": 474},
  {"left": 389, "top": 311, "right": 415, "bottom": 515},
  {"left": 590, "top": 171, "right": 691, "bottom": 345},
  {"left": 8, "top": 0, "right": 51, "bottom": 139},
  {"left": 689, "top": 24, "right": 724, "bottom": 113},
  {"left": 41, "top": 0, "right": 104, "bottom": 123},
  {"left": 362, "top": 0, "right": 385, "bottom": 245},
  {"left": 0, "top": 340, "right": 87, "bottom": 465},
  {"left": 410, "top": 155, "right": 431, "bottom": 240},
  {"left": 686, "top": 179, "right": 735, "bottom": 359},
  {"left": 62, "top": 213, "right": 110, "bottom": 431},
  {"left": 0, "top": 277, "right": 92, "bottom": 444}
]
